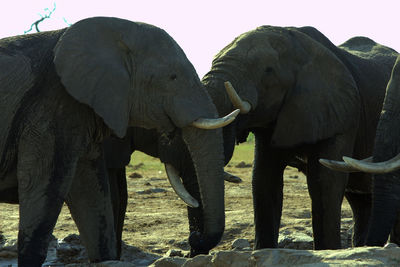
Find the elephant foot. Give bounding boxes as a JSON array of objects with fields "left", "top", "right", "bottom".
[
  {"left": 189, "top": 248, "right": 210, "bottom": 257},
  {"left": 188, "top": 231, "right": 222, "bottom": 256}
]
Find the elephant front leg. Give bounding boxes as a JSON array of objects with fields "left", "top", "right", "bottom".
[
  {"left": 108, "top": 167, "right": 128, "bottom": 258},
  {"left": 252, "top": 134, "right": 286, "bottom": 249},
  {"left": 17, "top": 136, "right": 79, "bottom": 266},
  {"left": 307, "top": 138, "right": 353, "bottom": 249},
  {"left": 65, "top": 149, "right": 117, "bottom": 262}
]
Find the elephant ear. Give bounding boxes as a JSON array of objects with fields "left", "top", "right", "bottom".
[
  {"left": 271, "top": 33, "right": 360, "bottom": 147},
  {"left": 54, "top": 17, "right": 137, "bottom": 138}
]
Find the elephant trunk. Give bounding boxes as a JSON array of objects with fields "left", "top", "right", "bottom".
[
  {"left": 366, "top": 174, "right": 400, "bottom": 245},
  {"left": 181, "top": 126, "right": 225, "bottom": 254}
]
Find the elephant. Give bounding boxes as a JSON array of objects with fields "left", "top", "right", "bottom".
[
  {"left": 0, "top": 16, "right": 239, "bottom": 266},
  {"left": 320, "top": 55, "right": 400, "bottom": 246},
  {"left": 103, "top": 126, "right": 242, "bottom": 257},
  {"left": 200, "top": 26, "right": 398, "bottom": 250}
]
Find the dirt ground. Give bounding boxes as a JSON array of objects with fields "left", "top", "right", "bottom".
[{"left": 0, "top": 141, "right": 354, "bottom": 265}]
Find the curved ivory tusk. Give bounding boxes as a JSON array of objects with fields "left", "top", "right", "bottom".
[
  {"left": 342, "top": 154, "right": 400, "bottom": 174},
  {"left": 165, "top": 163, "right": 199, "bottom": 208},
  {"left": 224, "top": 81, "right": 251, "bottom": 114},
  {"left": 191, "top": 109, "right": 240, "bottom": 129},
  {"left": 319, "top": 157, "right": 372, "bottom": 173}
]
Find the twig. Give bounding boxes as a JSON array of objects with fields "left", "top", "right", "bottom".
[{"left": 24, "top": 3, "right": 56, "bottom": 34}]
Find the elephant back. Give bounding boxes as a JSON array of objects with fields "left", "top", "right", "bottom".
[
  {"left": 0, "top": 30, "right": 65, "bottom": 176},
  {"left": 340, "top": 36, "right": 398, "bottom": 64},
  {"left": 0, "top": 51, "right": 35, "bottom": 174}
]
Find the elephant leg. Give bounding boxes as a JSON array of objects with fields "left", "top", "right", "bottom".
[
  {"left": 252, "top": 134, "right": 286, "bottom": 249},
  {"left": 307, "top": 156, "right": 346, "bottom": 249},
  {"left": 17, "top": 135, "right": 78, "bottom": 266},
  {"left": 65, "top": 148, "right": 117, "bottom": 262},
  {"left": 344, "top": 191, "right": 371, "bottom": 246},
  {"left": 108, "top": 167, "right": 128, "bottom": 258},
  {"left": 306, "top": 136, "right": 354, "bottom": 249}
]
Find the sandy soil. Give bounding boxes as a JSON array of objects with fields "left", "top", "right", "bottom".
[{"left": 0, "top": 143, "right": 354, "bottom": 265}]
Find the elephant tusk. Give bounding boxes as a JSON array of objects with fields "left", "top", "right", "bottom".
[
  {"left": 319, "top": 157, "right": 373, "bottom": 173},
  {"left": 224, "top": 81, "right": 251, "bottom": 114},
  {"left": 164, "top": 163, "right": 199, "bottom": 208},
  {"left": 191, "top": 109, "right": 240, "bottom": 129},
  {"left": 342, "top": 154, "right": 400, "bottom": 174}
]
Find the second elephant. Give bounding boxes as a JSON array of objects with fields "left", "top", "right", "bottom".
[{"left": 202, "top": 26, "right": 398, "bottom": 249}]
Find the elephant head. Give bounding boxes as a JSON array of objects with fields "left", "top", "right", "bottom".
[
  {"left": 320, "top": 55, "right": 400, "bottom": 246},
  {"left": 203, "top": 26, "right": 359, "bottom": 153},
  {"left": 52, "top": 17, "right": 239, "bottom": 254}
]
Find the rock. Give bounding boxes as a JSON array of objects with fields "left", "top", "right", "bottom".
[
  {"left": 165, "top": 249, "right": 184, "bottom": 257},
  {"left": 278, "top": 231, "right": 313, "bottom": 249},
  {"left": 56, "top": 234, "right": 86, "bottom": 263},
  {"left": 231, "top": 238, "right": 251, "bottom": 250},
  {"left": 94, "top": 261, "right": 137, "bottom": 267},
  {"left": 129, "top": 172, "right": 143, "bottom": 178},
  {"left": 0, "top": 238, "right": 17, "bottom": 252},
  {"left": 153, "top": 246, "right": 400, "bottom": 266},
  {"left": 235, "top": 161, "right": 252, "bottom": 168},
  {"left": 385, "top": 242, "right": 399, "bottom": 248},
  {"left": 212, "top": 250, "right": 252, "bottom": 266},
  {"left": 0, "top": 250, "right": 18, "bottom": 258},
  {"left": 66, "top": 261, "right": 136, "bottom": 267},
  {"left": 175, "top": 240, "right": 190, "bottom": 250},
  {"left": 136, "top": 188, "right": 167, "bottom": 194},
  {"left": 120, "top": 243, "right": 160, "bottom": 266},
  {"left": 150, "top": 256, "right": 187, "bottom": 267},
  {"left": 132, "top": 163, "right": 144, "bottom": 170},
  {"left": 181, "top": 254, "right": 212, "bottom": 266},
  {"left": 224, "top": 172, "right": 243, "bottom": 183},
  {"left": 62, "top": 234, "right": 81, "bottom": 244}
]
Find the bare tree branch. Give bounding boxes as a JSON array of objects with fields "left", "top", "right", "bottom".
[{"left": 25, "top": 3, "right": 57, "bottom": 34}]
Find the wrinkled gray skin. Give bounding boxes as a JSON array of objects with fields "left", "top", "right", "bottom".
[
  {"left": 202, "top": 26, "right": 398, "bottom": 249},
  {"left": 0, "top": 17, "right": 226, "bottom": 266},
  {"left": 363, "top": 56, "right": 400, "bottom": 246}
]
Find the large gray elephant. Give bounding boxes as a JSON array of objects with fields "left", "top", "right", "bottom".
[
  {"left": 320, "top": 55, "right": 400, "bottom": 246},
  {"left": 201, "top": 26, "right": 398, "bottom": 250},
  {"left": 0, "top": 17, "right": 238, "bottom": 266}
]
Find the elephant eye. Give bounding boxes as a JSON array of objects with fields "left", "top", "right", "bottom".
[
  {"left": 170, "top": 74, "right": 177, "bottom": 81},
  {"left": 265, "top": 67, "right": 274, "bottom": 74}
]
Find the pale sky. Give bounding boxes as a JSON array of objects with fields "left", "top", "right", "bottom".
[{"left": 1, "top": 0, "right": 399, "bottom": 77}]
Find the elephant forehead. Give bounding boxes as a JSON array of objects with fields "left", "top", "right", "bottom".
[{"left": 228, "top": 29, "right": 291, "bottom": 60}]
